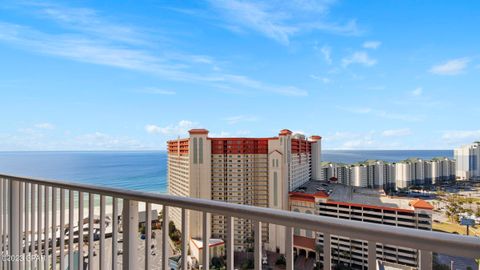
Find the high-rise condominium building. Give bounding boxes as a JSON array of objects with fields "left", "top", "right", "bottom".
[
  {"left": 320, "top": 162, "right": 351, "bottom": 186},
  {"left": 395, "top": 158, "right": 455, "bottom": 188},
  {"left": 425, "top": 157, "right": 456, "bottom": 184},
  {"left": 289, "top": 181, "right": 433, "bottom": 269},
  {"left": 167, "top": 128, "right": 322, "bottom": 252},
  {"left": 455, "top": 142, "right": 480, "bottom": 180}
]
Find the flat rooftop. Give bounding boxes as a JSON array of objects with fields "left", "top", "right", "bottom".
[{"left": 292, "top": 180, "right": 430, "bottom": 211}]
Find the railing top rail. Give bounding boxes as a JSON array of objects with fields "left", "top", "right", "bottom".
[{"left": 1, "top": 173, "right": 479, "bottom": 259}]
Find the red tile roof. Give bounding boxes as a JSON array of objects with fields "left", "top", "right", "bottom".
[
  {"left": 188, "top": 129, "right": 209, "bottom": 134},
  {"left": 409, "top": 199, "right": 434, "bottom": 210},
  {"left": 279, "top": 129, "right": 293, "bottom": 136},
  {"left": 294, "top": 235, "right": 316, "bottom": 250},
  {"left": 289, "top": 190, "right": 329, "bottom": 202}
]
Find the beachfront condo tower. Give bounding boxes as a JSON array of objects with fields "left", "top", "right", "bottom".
[
  {"left": 167, "top": 128, "right": 322, "bottom": 252},
  {"left": 455, "top": 141, "right": 480, "bottom": 180}
]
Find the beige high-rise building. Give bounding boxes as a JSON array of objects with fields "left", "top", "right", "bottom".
[
  {"left": 167, "top": 128, "right": 322, "bottom": 252},
  {"left": 455, "top": 142, "right": 480, "bottom": 180}
]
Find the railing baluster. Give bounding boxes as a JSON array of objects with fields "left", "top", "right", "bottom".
[
  {"left": 88, "top": 193, "right": 94, "bottom": 270},
  {"left": 51, "top": 187, "right": 57, "bottom": 270},
  {"left": 30, "top": 184, "right": 36, "bottom": 270},
  {"left": 368, "top": 241, "right": 377, "bottom": 270},
  {"left": 112, "top": 198, "right": 118, "bottom": 270},
  {"left": 44, "top": 186, "right": 50, "bottom": 270},
  {"left": 226, "top": 216, "right": 234, "bottom": 270},
  {"left": 202, "top": 212, "right": 210, "bottom": 270},
  {"left": 60, "top": 189, "right": 65, "bottom": 270},
  {"left": 78, "top": 192, "right": 84, "bottom": 270},
  {"left": 100, "top": 195, "right": 106, "bottom": 270},
  {"left": 3, "top": 179, "right": 8, "bottom": 270},
  {"left": 18, "top": 182, "right": 26, "bottom": 269},
  {"left": 324, "top": 233, "right": 331, "bottom": 270},
  {"left": 419, "top": 250, "right": 432, "bottom": 270},
  {"left": 285, "top": 226, "right": 293, "bottom": 270},
  {"left": 25, "top": 183, "right": 30, "bottom": 270},
  {"left": 68, "top": 191, "right": 74, "bottom": 270},
  {"left": 254, "top": 220, "right": 262, "bottom": 270},
  {"left": 0, "top": 178, "right": 3, "bottom": 266},
  {"left": 18, "top": 182, "right": 24, "bottom": 270},
  {"left": 123, "top": 199, "right": 138, "bottom": 270},
  {"left": 10, "top": 180, "right": 20, "bottom": 270},
  {"left": 162, "top": 205, "right": 169, "bottom": 270},
  {"left": 37, "top": 185, "right": 42, "bottom": 270},
  {"left": 145, "top": 203, "right": 151, "bottom": 270},
  {"left": 181, "top": 209, "right": 189, "bottom": 270}
]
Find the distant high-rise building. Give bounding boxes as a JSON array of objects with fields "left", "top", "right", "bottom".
[
  {"left": 167, "top": 128, "right": 322, "bottom": 252},
  {"left": 455, "top": 142, "right": 480, "bottom": 180},
  {"left": 430, "top": 157, "right": 456, "bottom": 184},
  {"left": 383, "top": 162, "right": 396, "bottom": 191},
  {"left": 350, "top": 163, "right": 368, "bottom": 187}
]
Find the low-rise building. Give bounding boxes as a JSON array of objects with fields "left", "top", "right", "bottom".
[{"left": 289, "top": 181, "right": 433, "bottom": 269}]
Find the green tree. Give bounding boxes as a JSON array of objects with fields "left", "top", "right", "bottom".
[{"left": 275, "top": 255, "right": 286, "bottom": 266}]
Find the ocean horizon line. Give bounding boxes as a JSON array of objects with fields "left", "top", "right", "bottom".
[{"left": 0, "top": 149, "right": 452, "bottom": 152}]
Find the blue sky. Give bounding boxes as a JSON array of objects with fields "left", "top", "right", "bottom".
[{"left": 0, "top": 0, "right": 479, "bottom": 150}]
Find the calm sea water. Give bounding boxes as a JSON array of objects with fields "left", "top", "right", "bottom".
[{"left": 0, "top": 150, "right": 452, "bottom": 193}]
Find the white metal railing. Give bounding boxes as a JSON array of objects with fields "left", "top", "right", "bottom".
[{"left": 0, "top": 173, "right": 479, "bottom": 270}]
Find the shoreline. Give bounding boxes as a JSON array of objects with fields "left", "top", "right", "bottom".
[{"left": 24, "top": 201, "right": 164, "bottom": 231}]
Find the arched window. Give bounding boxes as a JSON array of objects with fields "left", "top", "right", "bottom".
[
  {"left": 273, "top": 172, "right": 278, "bottom": 207},
  {"left": 199, "top": 138, "right": 203, "bottom": 164},
  {"left": 305, "top": 210, "right": 313, "bottom": 238},
  {"left": 293, "top": 208, "right": 301, "bottom": 235},
  {"left": 193, "top": 138, "right": 198, "bottom": 164}
]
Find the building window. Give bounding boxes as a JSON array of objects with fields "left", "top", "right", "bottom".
[
  {"left": 274, "top": 172, "right": 278, "bottom": 207},
  {"left": 193, "top": 138, "right": 198, "bottom": 164},
  {"left": 199, "top": 138, "right": 203, "bottom": 164},
  {"left": 293, "top": 208, "right": 301, "bottom": 235}
]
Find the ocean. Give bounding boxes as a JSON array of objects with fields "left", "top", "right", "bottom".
[{"left": 0, "top": 150, "right": 452, "bottom": 193}]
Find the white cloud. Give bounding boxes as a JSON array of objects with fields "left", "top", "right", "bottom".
[
  {"left": 342, "top": 51, "right": 377, "bottom": 67},
  {"left": 310, "top": 75, "right": 331, "bottom": 83},
  {"left": 74, "top": 132, "right": 145, "bottom": 150},
  {"left": 34, "top": 122, "right": 55, "bottom": 129},
  {"left": 206, "top": 74, "right": 308, "bottom": 96},
  {"left": 342, "top": 107, "right": 372, "bottom": 114},
  {"left": 209, "top": 131, "right": 231, "bottom": 137},
  {"left": 208, "top": 0, "right": 295, "bottom": 44},
  {"left": 381, "top": 128, "right": 412, "bottom": 137},
  {"left": 0, "top": 129, "right": 149, "bottom": 151},
  {"left": 323, "top": 130, "right": 406, "bottom": 150},
  {"left": 362, "top": 41, "right": 381, "bottom": 49},
  {"left": 145, "top": 120, "right": 197, "bottom": 135},
  {"left": 319, "top": 45, "right": 332, "bottom": 64},
  {"left": 0, "top": 3, "right": 307, "bottom": 97},
  {"left": 223, "top": 115, "right": 258, "bottom": 125},
  {"left": 340, "top": 106, "right": 423, "bottom": 122},
  {"left": 342, "top": 138, "right": 375, "bottom": 149},
  {"left": 411, "top": 87, "right": 423, "bottom": 97},
  {"left": 375, "top": 111, "right": 423, "bottom": 122},
  {"left": 140, "top": 88, "right": 176, "bottom": 95},
  {"left": 442, "top": 130, "right": 480, "bottom": 141},
  {"left": 208, "top": 0, "right": 359, "bottom": 45},
  {"left": 430, "top": 58, "right": 470, "bottom": 75},
  {"left": 35, "top": 4, "right": 147, "bottom": 46}
]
